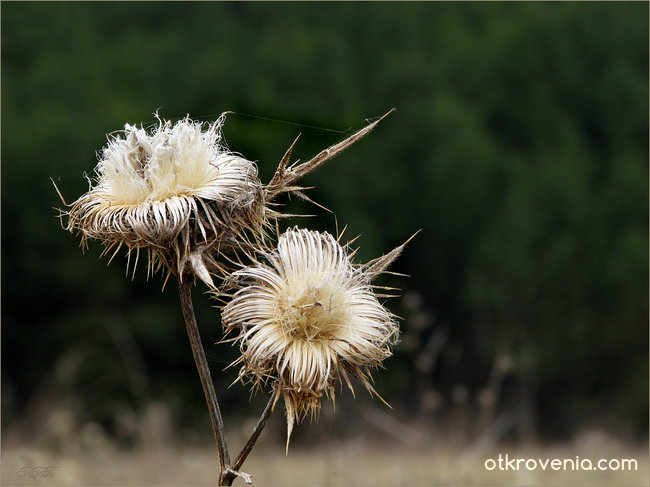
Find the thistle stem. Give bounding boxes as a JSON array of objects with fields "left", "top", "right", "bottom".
[
  {"left": 178, "top": 279, "right": 231, "bottom": 482},
  {"left": 222, "top": 389, "right": 278, "bottom": 486}
]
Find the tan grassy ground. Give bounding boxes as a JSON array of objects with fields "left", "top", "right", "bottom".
[
  {"left": 3, "top": 401, "right": 647, "bottom": 486},
  {"left": 2, "top": 438, "right": 647, "bottom": 486}
]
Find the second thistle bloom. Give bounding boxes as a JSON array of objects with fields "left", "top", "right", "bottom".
[{"left": 222, "top": 228, "right": 404, "bottom": 443}]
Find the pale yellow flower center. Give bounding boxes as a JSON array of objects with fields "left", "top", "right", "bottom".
[{"left": 279, "top": 284, "right": 349, "bottom": 341}]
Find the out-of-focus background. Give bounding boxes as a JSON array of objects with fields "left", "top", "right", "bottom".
[{"left": 2, "top": 3, "right": 648, "bottom": 486}]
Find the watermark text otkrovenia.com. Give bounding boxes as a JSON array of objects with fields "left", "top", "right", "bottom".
[{"left": 484, "top": 453, "right": 638, "bottom": 472}]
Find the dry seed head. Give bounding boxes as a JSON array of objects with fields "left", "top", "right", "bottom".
[
  {"left": 60, "top": 111, "right": 392, "bottom": 284},
  {"left": 62, "top": 114, "right": 267, "bottom": 282},
  {"left": 221, "top": 228, "right": 405, "bottom": 447}
]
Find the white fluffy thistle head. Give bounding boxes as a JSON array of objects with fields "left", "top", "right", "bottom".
[
  {"left": 62, "top": 114, "right": 266, "bottom": 283},
  {"left": 60, "top": 111, "right": 392, "bottom": 285},
  {"left": 222, "top": 227, "right": 407, "bottom": 446}
]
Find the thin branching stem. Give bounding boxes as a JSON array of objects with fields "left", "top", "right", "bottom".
[
  {"left": 178, "top": 278, "right": 231, "bottom": 481},
  {"left": 222, "top": 389, "right": 278, "bottom": 485}
]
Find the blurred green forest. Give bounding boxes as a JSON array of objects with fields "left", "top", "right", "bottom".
[{"left": 2, "top": 2, "right": 648, "bottom": 448}]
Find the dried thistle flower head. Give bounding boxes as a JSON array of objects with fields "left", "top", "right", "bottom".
[
  {"left": 62, "top": 114, "right": 266, "bottom": 283},
  {"left": 222, "top": 227, "right": 409, "bottom": 448},
  {"left": 59, "top": 111, "right": 392, "bottom": 285}
]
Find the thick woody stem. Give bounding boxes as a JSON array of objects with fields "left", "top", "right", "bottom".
[{"left": 178, "top": 279, "right": 231, "bottom": 483}]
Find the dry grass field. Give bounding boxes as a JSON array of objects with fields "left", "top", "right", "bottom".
[
  {"left": 3, "top": 441, "right": 648, "bottom": 486},
  {"left": 2, "top": 408, "right": 647, "bottom": 487}
]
